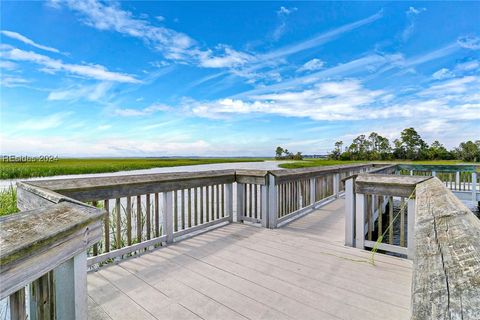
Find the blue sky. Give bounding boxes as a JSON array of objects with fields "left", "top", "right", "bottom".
[{"left": 1, "top": 1, "right": 479, "bottom": 157}]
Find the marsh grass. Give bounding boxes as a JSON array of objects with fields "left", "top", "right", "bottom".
[
  {"left": 0, "top": 185, "right": 18, "bottom": 216},
  {"left": 0, "top": 158, "right": 267, "bottom": 179}
]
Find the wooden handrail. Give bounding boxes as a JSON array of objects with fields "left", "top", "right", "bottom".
[{"left": 412, "top": 177, "right": 480, "bottom": 319}]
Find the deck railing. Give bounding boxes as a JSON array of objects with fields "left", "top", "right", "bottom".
[
  {"left": 14, "top": 164, "right": 375, "bottom": 267},
  {"left": 344, "top": 164, "right": 480, "bottom": 318},
  {"left": 0, "top": 190, "right": 103, "bottom": 319}
]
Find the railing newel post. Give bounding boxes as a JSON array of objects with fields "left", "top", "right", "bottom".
[
  {"left": 261, "top": 183, "right": 268, "bottom": 228},
  {"left": 344, "top": 177, "right": 355, "bottom": 247},
  {"left": 355, "top": 192, "right": 366, "bottom": 250},
  {"left": 267, "top": 173, "right": 278, "bottom": 229},
  {"left": 236, "top": 182, "right": 245, "bottom": 223},
  {"left": 225, "top": 183, "right": 234, "bottom": 223},
  {"left": 53, "top": 251, "right": 88, "bottom": 320},
  {"left": 163, "top": 191, "right": 174, "bottom": 244}
]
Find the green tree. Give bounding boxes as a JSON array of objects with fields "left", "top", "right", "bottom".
[
  {"left": 275, "top": 146, "right": 284, "bottom": 159},
  {"left": 427, "top": 141, "right": 451, "bottom": 160},
  {"left": 397, "top": 128, "right": 428, "bottom": 160},
  {"left": 455, "top": 141, "right": 479, "bottom": 162},
  {"left": 329, "top": 141, "right": 343, "bottom": 160}
]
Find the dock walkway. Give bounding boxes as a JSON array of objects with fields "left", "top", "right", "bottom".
[{"left": 87, "top": 198, "right": 412, "bottom": 320}]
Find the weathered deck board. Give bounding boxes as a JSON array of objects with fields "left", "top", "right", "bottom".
[{"left": 88, "top": 198, "right": 412, "bottom": 320}]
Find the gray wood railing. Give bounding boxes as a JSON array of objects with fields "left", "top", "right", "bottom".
[
  {"left": 412, "top": 177, "right": 480, "bottom": 319},
  {"left": 0, "top": 196, "right": 103, "bottom": 319},
  {"left": 344, "top": 165, "right": 480, "bottom": 317}
]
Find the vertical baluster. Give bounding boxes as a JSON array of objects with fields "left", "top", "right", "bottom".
[
  {"left": 400, "top": 197, "right": 405, "bottom": 247},
  {"left": 194, "top": 187, "right": 198, "bottom": 225},
  {"left": 146, "top": 194, "right": 151, "bottom": 240},
  {"left": 136, "top": 195, "right": 142, "bottom": 243},
  {"left": 10, "top": 288, "right": 26, "bottom": 320},
  {"left": 173, "top": 190, "right": 178, "bottom": 232},
  {"left": 188, "top": 188, "right": 192, "bottom": 228},
  {"left": 104, "top": 199, "right": 110, "bottom": 252},
  {"left": 92, "top": 201, "right": 98, "bottom": 255},
  {"left": 206, "top": 186, "right": 210, "bottom": 222},
  {"left": 216, "top": 184, "right": 220, "bottom": 220},
  {"left": 181, "top": 189, "right": 186, "bottom": 230},
  {"left": 200, "top": 187, "right": 204, "bottom": 224},
  {"left": 378, "top": 196, "right": 383, "bottom": 241},
  {"left": 221, "top": 184, "right": 225, "bottom": 218},
  {"left": 154, "top": 193, "right": 160, "bottom": 238},
  {"left": 367, "top": 195, "right": 372, "bottom": 241},
  {"left": 253, "top": 184, "right": 258, "bottom": 219},
  {"left": 126, "top": 197, "right": 132, "bottom": 246},
  {"left": 115, "top": 198, "right": 121, "bottom": 249},
  {"left": 389, "top": 196, "right": 394, "bottom": 245}
]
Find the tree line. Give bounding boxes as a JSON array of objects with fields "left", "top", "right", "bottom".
[
  {"left": 275, "top": 147, "right": 304, "bottom": 160},
  {"left": 328, "top": 127, "right": 480, "bottom": 162}
]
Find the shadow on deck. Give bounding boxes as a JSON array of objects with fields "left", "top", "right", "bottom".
[{"left": 87, "top": 198, "right": 412, "bottom": 320}]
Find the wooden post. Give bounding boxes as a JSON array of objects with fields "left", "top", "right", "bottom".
[
  {"left": 355, "top": 193, "right": 366, "bottom": 250},
  {"left": 432, "top": 171, "right": 436, "bottom": 177},
  {"left": 236, "top": 183, "right": 244, "bottom": 223},
  {"left": 261, "top": 184, "right": 268, "bottom": 228},
  {"left": 163, "top": 191, "right": 174, "bottom": 243},
  {"left": 333, "top": 173, "right": 340, "bottom": 197},
  {"left": 344, "top": 178, "right": 355, "bottom": 247},
  {"left": 455, "top": 171, "right": 460, "bottom": 190},
  {"left": 9, "top": 288, "right": 26, "bottom": 320},
  {"left": 472, "top": 172, "right": 477, "bottom": 202},
  {"left": 309, "top": 178, "right": 315, "bottom": 206},
  {"left": 407, "top": 198, "right": 416, "bottom": 259},
  {"left": 53, "top": 251, "right": 87, "bottom": 320},
  {"left": 267, "top": 174, "right": 278, "bottom": 229},
  {"left": 225, "top": 183, "right": 233, "bottom": 222}
]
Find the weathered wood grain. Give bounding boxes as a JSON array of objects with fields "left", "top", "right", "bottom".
[
  {"left": 412, "top": 177, "right": 480, "bottom": 319},
  {"left": 355, "top": 174, "right": 432, "bottom": 197},
  {"left": 0, "top": 202, "right": 103, "bottom": 299}
]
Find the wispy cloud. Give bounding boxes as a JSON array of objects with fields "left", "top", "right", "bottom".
[
  {"left": 1, "top": 47, "right": 140, "bottom": 83},
  {"left": 1, "top": 30, "right": 60, "bottom": 53},
  {"left": 297, "top": 58, "right": 324, "bottom": 72},
  {"left": 401, "top": 7, "right": 426, "bottom": 42},
  {"left": 271, "top": 6, "right": 298, "bottom": 41},
  {"left": 47, "top": 82, "right": 113, "bottom": 101},
  {"left": 0, "top": 75, "right": 30, "bottom": 87},
  {"left": 113, "top": 104, "right": 172, "bottom": 117},
  {"left": 457, "top": 35, "right": 480, "bottom": 50},
  {"left": 17, "top": 112, "right": 72, "bottom": 130}
]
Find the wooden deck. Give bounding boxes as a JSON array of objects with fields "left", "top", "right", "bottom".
[{"left": 87, "top": 198, "right": 412, "bottom": 320}]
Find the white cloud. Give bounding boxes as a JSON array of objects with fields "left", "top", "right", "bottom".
[
  {"left": 17, "top": 112, "right": 72, "bottom": 130},
  {"left": 1, "top": 47, "right": 140, "bottom": 83},
  {"left": 156, "top": 16, "right": 165, "bottom": 22},
  {"left": 198, "top": 46, "right": 254, "bottom": 68},
  {"left": 1, "top": 30, "right": 60, "bottom": 53},
  {"left": 47, "top": 82, "right": 113, "bottom": 101},
  {"left": 113, "top": 104, "right": 172, "bottom": 117},
  {"left": 456, "top": 60, "right": 479, "bottom": 71},
  {"left": 190, "top": 80, "right": 385, "bottom": 121},
  {"left": 457, "top": 35, "right": 480, "bottom": 50},
  {"left": 0, "top": 60, "right": 18, "bottom": 70},
  {"left": 402, "top": 7, "right": 426, "bottom": 41},
  {"left": 432, "top": 68, "right": 453, "bottom": 80},
  {"left": 277, "top": 6, "right": 297, "bottom": 16},
  {"left": 297, "top": 58, "right": 324, "bottom": 72},
  {"left": 0, "top": 75, "right": 29, "bottom": 87}
]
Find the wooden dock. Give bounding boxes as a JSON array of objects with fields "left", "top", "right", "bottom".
[{"left": 87, "top": 198, "right": 412, "bottom": 320}]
